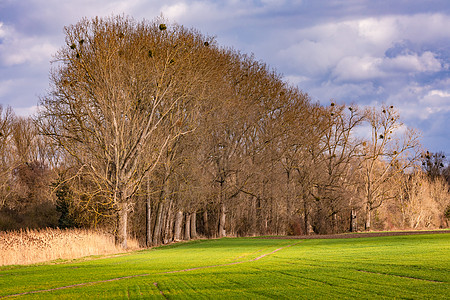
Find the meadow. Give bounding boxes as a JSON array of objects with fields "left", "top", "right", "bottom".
[{"left": 0, "top": 233, "right": 449, "bottom": 299}]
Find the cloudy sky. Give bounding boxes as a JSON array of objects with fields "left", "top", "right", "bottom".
[{"left": 1, "top": 0, "right": 449, "bottom": 153}]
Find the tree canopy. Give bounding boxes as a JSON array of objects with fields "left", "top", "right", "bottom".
[{"left": 0, "top": 15, "right": 447, "bottom": 246}]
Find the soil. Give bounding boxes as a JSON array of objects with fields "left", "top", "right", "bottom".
[{"left": 259, "top": 230, "right": 450, "bottom": 240}]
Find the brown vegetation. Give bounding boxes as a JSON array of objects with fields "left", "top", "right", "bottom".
[{"left": 0, "top": 228, "right": 139, "bottom": 266}]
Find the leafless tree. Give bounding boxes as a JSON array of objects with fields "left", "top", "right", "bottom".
[
  {"left": 0, "top": 106, "right": 15, "bottom": 208},
  {"left": 421, "top": 151, "right": 447, "bottom": 180},
  {"left": 37, "top": 16, "right": 216, "bottom": 247},
  {"left": 308, "top": 103, "right": 365, "bottom": 233},
  {"left": 359, "top": 105, "right": 421, "bottom": 231}
]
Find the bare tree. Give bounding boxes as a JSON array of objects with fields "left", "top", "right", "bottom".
[
  {"left": 421, "top": 151, "right": 447, "bottom": 180},
  {"left": 0, "top": 106, "right": 14, "bottom": 208},
  {"left": 385, "top": 170, "right": 450, "bottom": 229},
  {"left": 360, "top": 105, "right": 421, "bottom": 231},
  {"left": 37, "top": 16, "right": 215, "bottom": 248},
  {"left": 312, "top": 103, "right": 365, "bottom": 233},
  {"left": 280, "top": 102, "right": 328, "bottom": 234}
]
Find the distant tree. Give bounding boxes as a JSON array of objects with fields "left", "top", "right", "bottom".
[
  {"left": 278, "top": 100, "right": 325, "bottom": 235},
  {"left": 421, "top": 151, "right": 447, "bottom": 180},
  {"left": 443, "top": 165, "right": 450, "bottom": 186},
  {"left": 0, "top": 105, "right": 14, "bottom": 209},
  {"left": 359, "top": 105, "right": 421, "bottom": 231},
  {"left": 12, "top": 117, "right": 37, "bottom": 163},
  {"left": 445, "top": 205, "right": 450, "bottom": 222},
  {"left": 315, "top": 104, "right": 365, "bottom": 233}
]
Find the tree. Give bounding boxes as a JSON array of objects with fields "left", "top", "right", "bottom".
[
  {"left": 359, "top": 105, "right": 421, "bottom": 231},
  {"left": 0, "top": 105, "right": 14, "bottom": 208},
  {"left": 37, "top": 16, "right": 215, "bottom": 248},
  {"left": 0, "top": 113, "right": 59, "bottom": 230},
  {"left": 421, "top": 151, "right": 447, "bottom": 180},
  {"left": 313, "top": 103, "right": 365, "bottom": 233},
  {"left": 279, "top": 99, "right": 329, "bottom": 235}
]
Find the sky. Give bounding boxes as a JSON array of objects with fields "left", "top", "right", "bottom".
[{"left": 0, "top": 0, "right": 449, "bottom": 153}]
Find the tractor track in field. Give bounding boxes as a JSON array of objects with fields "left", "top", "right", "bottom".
[
  {"left": 0, "top": 274, "right": 151, "bottom": 298},
  {"left": 355, "top": 269, "right": 445, "bottom": 283},
  {"left": 153, "top": 282, "right": 168, "bottom": 299},
  {"left": 259, "top": 230, "right": 449, "bottom": 240},
  {"left": 0, "top": 241, "right": 300, "bottom": 298},
  {"left": 164, "top": 241, "right": 302, "bottom": 274}
]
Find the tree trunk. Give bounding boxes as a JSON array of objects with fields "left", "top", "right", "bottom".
[
  {"left": 185, "top": 213, "right": 191, "bottom": 240},
  {"left": 249, "top": 197, "right": 255, "bottom": 236},
  {"left": 190, "top": 211, "right": 197, "bottom": 239},
  {"left": 332, "top": 212, "right": 337, "bottom": 233},
  {"left": 116, "top": 202, "right": 128, "bottom": 249},
  {"left": 274, "top": 198, "right": 280, "bottom": 235},
  {"left": 350, "top": 209, "right": 357, "bottom": 232},
  {"left": 252, "top": 197, "right": 259, "bottom": 236},
  {"left": 365, "top": 206, "right": 371, "bottom": 231},
  {"left": 152, "top": 200, "right": 164, "bottom": 245},
  {"left": 303, "top": 196, "right": 309, "bottom": 235},
  {"left": 285, "top": 170, "right": 292, "bottom": 236},
  {"left": 166, "top": 204, "right": 175, "bottom": 243},
  {"left": 154, "top": 167, "right": 171, "bottom": 245},
  {"left": 174, "top": 210, "right": 183, "bottom": 241},
  {"left": 365, "top": 179, "right": 372, "bottom": 231},
  {"left": 146, "top": 195, "right": 152, "bottom": 247},
  {"left": 163, "top": 199, "right": 173, "bottom": 244},
  {"left": 218, "top": 202, "right": 226, "bottom": 237},
  {"left": 202, "top": 209, "right": 209, "bottom": 237}
]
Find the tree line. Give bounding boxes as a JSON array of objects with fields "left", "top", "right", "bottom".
[{"left": 1, "top": 16, "right": 449, "bottom": 248}]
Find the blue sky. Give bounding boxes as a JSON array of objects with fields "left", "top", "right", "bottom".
[{"left": 0, "top": 0, "right": 449, "bottom": 153}]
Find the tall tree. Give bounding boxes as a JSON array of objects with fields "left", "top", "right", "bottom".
[
  {"left": 37, "top": 16, "right": 215, "bottom": 248},
  {"left": 360, "top": 105, "right": 420, "bottom": 231},
  {"left": 313, "top": 104, "right": 365, "bottom": 233},
  {"left": 0, "top": 105, "right": 14, "bottom": 208}
]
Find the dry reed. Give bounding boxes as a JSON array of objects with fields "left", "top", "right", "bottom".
[{"left": 0, "top": 228, "right": 140, "bottom": 266}]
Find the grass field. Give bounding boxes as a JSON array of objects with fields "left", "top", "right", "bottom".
[{"left": 0, "top": 233, "right": 449, "bottom": 299}]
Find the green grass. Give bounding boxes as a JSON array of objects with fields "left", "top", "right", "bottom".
[{"left": 0, "top": 234, "right": 449, "bottom": 299}]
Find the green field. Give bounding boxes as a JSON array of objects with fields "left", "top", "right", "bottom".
[{"left": 1, "top": 234, "right": 449, "bottom": 299}]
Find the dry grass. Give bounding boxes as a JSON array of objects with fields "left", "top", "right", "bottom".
[{"left": 0, "top": 228, "right": 140, "bottom": 266}]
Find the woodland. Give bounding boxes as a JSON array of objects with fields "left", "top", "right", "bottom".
[{"left": 0, "top": 16, "right": 449, "bottom": 248}]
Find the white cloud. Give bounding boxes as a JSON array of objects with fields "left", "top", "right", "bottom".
[
  {"left": 278, "top": 13, "right": 450, "bottom": 79},
  {"left": 0, "top": 79, "right": 15, "bottom": 97},
  {"left": 0, "top": 23, "right": 58, "bottom": 66},
  {"left": 161, "top": 1, "right": 231, "bottom": 23},
  {"left": 429, "top": 90, "right": 450, "bottom": 98},
  {"left": 382, "top": 51, "right": 442, "bottom": 73},
  {"left": 14, "top": 105, "right": 39, "bottom": 116},
  {"left": 162, "top": 2, "right": 190, "bottom": 20},
  {"left": 332, "top": 56, "right": 385, "bottom": 82},
  {"left": 4, "top": 41, "right": 57, "bottom": 66},
  {"left": 382, "top": 84, "right": 450, "bottom": 128},
  {"left": 278, "top": 21, "right": 365, "bottom": 75},
  {"left": 284, "top": 75, "right": 311, "bottom": 86},
  {"left": 160, "top": 1, "right": 253, "bottom": 31},
  {"left": 356, "top": 17, "right": 398, "bottom": 47},
  {"left": 306, "top": 81, "right": 384, "bottom": 104},
  {"left": 395, "top": 13, "right": 450, "bottom": 44},
  {"left": 0, "top": 22, "right": 6, "bottom": 39},
  {"left": 331, "top": 51, "right": 443, "bottom": 82},
  {"left": 420, "top": 89, "right": 450, "bottom": 113}
]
